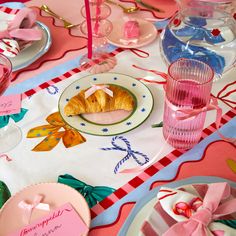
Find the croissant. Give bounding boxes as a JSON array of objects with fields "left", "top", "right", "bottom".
[{"left": 64, "top": 85, "right": 135, "bottom": 116}]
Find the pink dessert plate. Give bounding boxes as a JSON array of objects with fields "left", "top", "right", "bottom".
[
  {"left": 135, "top": 0, "right": 179, "bottom": 19},
  {"left": 0, "top": 183, "right": 91, "bottom": 236},
  {"left": 106, "top": 19, "right": 157, "bottom": 48}
]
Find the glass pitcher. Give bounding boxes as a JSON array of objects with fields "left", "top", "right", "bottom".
[{"left": 160, "top": 0, "right": 236, "bottom": 79}]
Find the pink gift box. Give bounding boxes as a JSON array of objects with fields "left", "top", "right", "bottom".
[{"left": 123, "top": 20, "right": 140, "bottom": 39}]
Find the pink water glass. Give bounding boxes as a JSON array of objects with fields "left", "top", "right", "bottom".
[
  {"left": 0, "top": 54, "right": 22, "bottom": 153},
  {"left": 0, "top": 55, "right": 11, "bottom": 96},
  {"left": 163, "top": 58, "right": 214, "bottom": 150}
]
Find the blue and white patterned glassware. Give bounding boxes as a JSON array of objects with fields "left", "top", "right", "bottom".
[{"left": 160, "top": 2, "right": 236, "bottom": 80}]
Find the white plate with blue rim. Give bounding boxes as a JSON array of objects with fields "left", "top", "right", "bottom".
[
  {"left": 10, "top": 21, "right": 52, "bottom": 72},
  {"left": 58, "top": 73, "right": 154, "bottom": 136},
  {"left": 118, "top": 176, "right": 236, "bottom": 236}
]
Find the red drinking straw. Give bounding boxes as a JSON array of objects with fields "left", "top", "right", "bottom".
[{"left": 84, "top": 0, "right": 92, "bottom": 59}]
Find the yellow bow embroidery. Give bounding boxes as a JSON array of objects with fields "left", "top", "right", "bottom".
[{"left": 27, "top": 112, "right": 86, "bottom": 151}]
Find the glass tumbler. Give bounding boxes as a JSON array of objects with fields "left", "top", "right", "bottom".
[
  {"left": 160, "top": 2, "right": 236, "bottom": 80},
  {"left": 0, "top": 54, "right": 22, "bottom": 153},
  {"left": 163, "top": 58, "right": 214, "bottom": 150}
]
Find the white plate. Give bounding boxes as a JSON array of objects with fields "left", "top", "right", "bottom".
[
  {"left": 58, "top": 73, "right": 154, "bottom": 136},
  {"left": 118, "top": 176, "right": 236, "bottom": 236},
  {"left": 107, "top": 19, "right": 157, "bottom": 48},
  {"left": 10, "top": 21, "right": 52, "bottom": 72}
]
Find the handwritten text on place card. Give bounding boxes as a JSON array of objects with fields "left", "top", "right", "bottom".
[
  {"left": 0, "top": 94, "right": 21, "bottom": 116},
  {"left": 10, "top": 203, "right": 89, "bottom": 236}
]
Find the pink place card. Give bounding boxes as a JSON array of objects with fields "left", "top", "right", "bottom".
[
  {"left": 0, "top": 94, "right": 21, "bottom": 116},
  {"left": 9, "top": 203, "right": 89, "bottom": 236}
]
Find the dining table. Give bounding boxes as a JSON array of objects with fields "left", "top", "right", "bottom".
[{"left": 0, "top": 0, "right": 235, "bottom": 235}]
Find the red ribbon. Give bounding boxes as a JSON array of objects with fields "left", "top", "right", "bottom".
[
  {"left": 132, "top": 64, "right": 167, "bottom": 83},
  {"left": 129, "top": 49, "right": 149, "bottom": 58},
  {"left": 164, "top": 96, "right": 236, "bottom": 145}
]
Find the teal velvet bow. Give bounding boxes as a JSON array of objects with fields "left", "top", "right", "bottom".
[
  {"left": 0, "top": 108, "right": 28, "bottom": 128},
  {"left": 0, "top": 180, "right": 11, "bottom": 209},
  {"left": 58, "top": 174, "right": 116, "bottom": 208},
  {"left": 216, "top": 220, "right": 236, "bottom": 230}
]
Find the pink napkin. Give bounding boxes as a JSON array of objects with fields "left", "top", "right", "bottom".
[
  {"left": 0, "top": 6, "right": 42, "bottom": 57},
  {"left": 141, "top": 183, "right": 236, "bottom": 236}
]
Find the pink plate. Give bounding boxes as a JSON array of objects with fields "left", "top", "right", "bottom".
[
  {"left": 0, "top": 183, "right": 91, "bottom": 236},
  {"left": 137, "top": 0, "right": 179, "bottom": 19},
  {"left": 106, "top": 19, "right": 157, "bottom": 48}
]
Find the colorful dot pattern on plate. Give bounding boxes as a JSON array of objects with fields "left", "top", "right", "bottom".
[{"left": 58, "top": 73, "right": 154, "bottom": 136}]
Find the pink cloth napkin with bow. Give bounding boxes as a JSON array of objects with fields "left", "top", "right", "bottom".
[
  {"left": 141, "top": 182, "right": 236, "bottom": 236},
  {"left": 0, "top": 6, "right": 42, "bottom": 57}
]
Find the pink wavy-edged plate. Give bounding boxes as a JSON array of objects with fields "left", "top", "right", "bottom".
[
  {"left": 120, "top": 0, "right": 179, "bottom": 19},
  {"left": 0, "top": 183, "right": 90, "bottom": 236}
]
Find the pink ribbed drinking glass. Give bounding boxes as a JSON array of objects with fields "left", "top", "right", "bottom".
[{"left": 163, "top": 58, "right": 214, "bottom": 150}]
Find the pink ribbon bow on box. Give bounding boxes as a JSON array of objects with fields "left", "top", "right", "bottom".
[
  {"left": 18, "top": 194, "right": 50, "bottom": 224},
  {"left": 84, "top": 84, "right": 113, "bottom": 99},
  {"left": 0, "top": 8, "right": 42, "bottom": 41}
]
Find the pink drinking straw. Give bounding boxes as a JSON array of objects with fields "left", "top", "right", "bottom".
[{"left": 84, "top": 0, "right": 93, "bottom": 59}]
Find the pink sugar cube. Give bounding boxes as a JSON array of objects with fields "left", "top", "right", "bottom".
[{"left": 123, "top": 20, "right": 140, "bottom": 39}]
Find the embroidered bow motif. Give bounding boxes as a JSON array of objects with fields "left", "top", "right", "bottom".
[
  {"left": 0, "top": 108, "right": 28, "bottom": 128},
  {"left": 27, "top": 112, "right": 86, "bottom": 151},
  {"left": 18, "top": 195, "right": 50, "bottom": 224},
  {"left": 101, "top": 136, "right": 149, "bottom": 174},
  {"left": 58, "top": 174, "right": 115, "bottom": 208},
  {"left": 0, "top": 8, "right": 42, "bottom": 41}
]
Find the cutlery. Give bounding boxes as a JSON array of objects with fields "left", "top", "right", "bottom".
[
  {"left": 40, "top": 5, "right": 80, "bottom": 29},
  {"left": 135, "top": 0, "right": 164, "bottom": 13},
  {"left": 106, "top": 0, "right": 140, "bottom": 13}
]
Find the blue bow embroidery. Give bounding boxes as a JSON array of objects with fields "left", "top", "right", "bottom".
[
  {"left": 0, "top": 108, "right": 28, "bottom": 128},
  {"left": 101, "top": 136, "right": 149, "bottom": 174}
]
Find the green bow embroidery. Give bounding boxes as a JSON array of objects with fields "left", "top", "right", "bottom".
[
  {"left": 58, "top": 174, "right": 116, "bottom": 208},
  {"left": 0, "top": 108, "right": 28, "bottom": 128},
  {"left": 0, "top": 180, "right": 11, "bottom": 208}
]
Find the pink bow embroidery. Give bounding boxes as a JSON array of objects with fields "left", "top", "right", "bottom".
[
  {"left": 84, "top": 84, "right": 113, "bottom": 99},
  {"left": 163, "top": 183, "right": 236, "bottom": 236},
  {"left": 0, "top": 8, "right": 42, "bottom": 41},
  {"left": 18, "top": 195, "right": 50, "bottom": 224}
]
